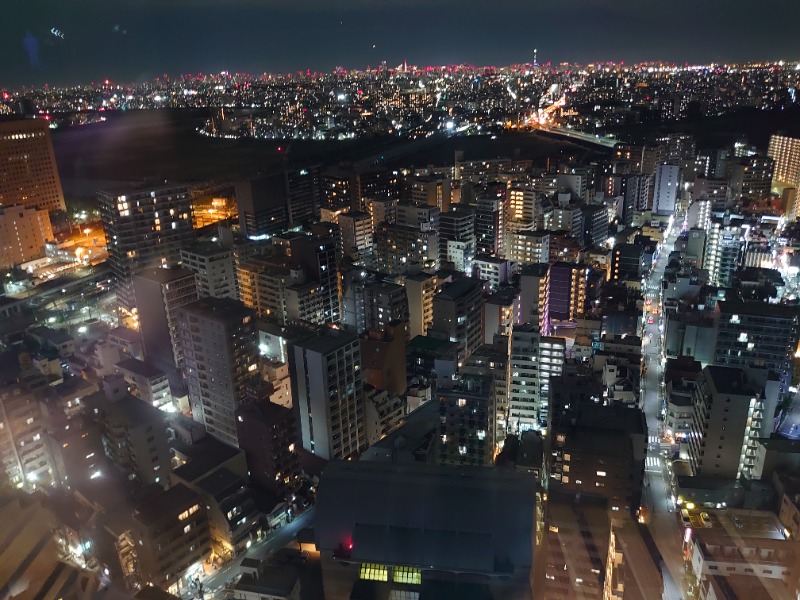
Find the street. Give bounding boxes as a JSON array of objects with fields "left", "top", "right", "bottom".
[
  {"left": 187, "top": 508, "right": 315, "bottom": 599},
  {"left": 639, "top": 226, "right": 688, "bottom": 600}
]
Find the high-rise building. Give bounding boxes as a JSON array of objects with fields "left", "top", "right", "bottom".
[
  {"left": 508, "top": 323, "right": 565, "bottom": 431},
  {"left": 437, "top": 376, "right": 494, "bottom": 466},
  {"left": 363, "top": 281, "right": 409, "bottom": 331},
  {"left": 403, "top": 272, "right": 438, "bottom": 338},
  {"left": 688, "top": 366, "right": 779, "bottom": 479},
  {"left": 289, "top": 328, "right": 366, "bottom": 460},
  {"left": 518, "top": 263, "right": 549, "bottom": 326},
  {"left": 94, "top": 391, "right": 172, "bottom": 488},
  {"left": 438, "top": 207, "right": 476, "bottom": 272},
  {"left": 703, "top": 215, "right": 743, "bottom": 287},
  {"left": 507, "top": 181, "right": 537, "bottom": 230},
  {"left": 129, "top": 484, "right": 212, "bottom": 593},
  {"left": 365, "top": 196, "right": 397, "bottom": 233},
  {"left": 712, "top": 300, "right": 800, "bottom": 390},
  {"left": 99, "top": 184, "right": 195, "bottom": 310},
  {"left": 133, "top": 266, "right": 199, "bottom": 373},
  {"left": 235, "top": 401, "right": 300, "bottom": 496},
  {"left": 729, "top": 156, "right": 774, "bottom": 199},
  {"left": 768, "top": 134, "right": 800, "bottom": 190},
  {"left": 430, "top": 278, "right": 484, "bottom": 360},
  {"left": 0, "top": 205, "right": 53, "bottom": 268},
  {"left": 338, "top": 211, "right": 373, "bottom": 260},
  {"left": 507, "top": 230, "right": 550, "bottom": 264},
  {"left": 475, "top": 196, "right": 506, "bottom": 256},
  {"left": 375, "top": 222, "right": 438, "bottom": 275},
  {"left": 652, "top": 163, "right": 681, "bottom": 216},
  {"left": 0, "top": 118, "right": 65, "bottom": 213},
  {"left": 547, "top": 373, "right": 646, "bottom": 514},
  {"left": 178, "top": 297, "right": 258, "bottom": 447},
  {"left": 543, "top": 262, "right": 588, "bottom": 335},
  {"left": 581, "top": 204, "right": 609, "bottom": 248},
  {"left": 236, "top": 169, "right": 319, "bottom": 237},
  {"left": 0, "top": 374, "right": 58, "bottom": 490},
  {"left": 461, "top": 340, "right": 511, "bottom": 445},
  {"left": 180, "top": 242, "right": 239, "bottom": 300}
]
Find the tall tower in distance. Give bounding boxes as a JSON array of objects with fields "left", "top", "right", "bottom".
[{"left": 0, "top": 119, "right": 65, "bottom": 213}]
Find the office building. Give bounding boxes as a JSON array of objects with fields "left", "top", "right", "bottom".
[
  {"left": 115, "top": 357, "right": 173, "bottom": 411},
  {"left": 652, "top": 163, "right": 681, "bottom": 216},
  {"left": 133, "top": 266, "right": 199, "bottom": 373},
  {"left": 611, "top": 243, "right": 644, "bottom": 283},
  {"left": 403, "top": 272, "right": 437, "bottom": 338},
  {"left": 180, "top": 242, "right": 238, "bottom": 300},
  {"left": 178, "top": 298, "right": 258, "bottom": 447},
  {"left": 363, "top": 387, "right": 404, "bottom": 446},
  {"left": 437, "top": 376, "right": 494, "bottom": 466},
  {"left": 508, "top": 323, "right": 566, "bottom": 431},
  {"left": 235, "top": 401, "right": 300, "bottom": 496},
  {"left": 688, "top": 366, "right": 780, "bottom": 480},
  {"left": 99, "top": 184, "right": 195, "bottom": 310},
  {"left": 0, "top": 118, "right": 65, "bottom": 213},
  {"left": 768, "top": 134, "right": 800, "bottom": 190},
  {"left": 0, "top": 205, "right": 53, "bottom": 268},
  {"left": 315, "top": 461, "right": 536, "bottom": 600},
  {"left": 581, "top": 204, "right": 609, "bottom": 248},
  {"left": 438, "top": 207, "right": 476, "bottom": 272},
  {"left": 430, "top": 278, "right": 484, "bottom": 360},
  {"left": 703, "top": 215, "right": 743, "bottom": 287},
  {"left": 289, "top": 329, "right": 366, "bottom": 460}
]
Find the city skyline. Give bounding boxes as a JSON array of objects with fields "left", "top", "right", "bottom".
[{"left": 3, "top": 0, "right": 800, "bottom": 87}]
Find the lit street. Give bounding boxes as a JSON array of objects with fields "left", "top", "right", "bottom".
[
  {"left": 186, "top": 508, "right": 315, "bottom": 600},
  {"left": 640, "top": 225, "right": 688, "bottom": 599}
]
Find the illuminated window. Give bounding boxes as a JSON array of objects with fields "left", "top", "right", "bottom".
[
  {"left": 393, "top": 566, "right": 422, "bottom": 585},
  {"left": 360, "top": 563, "right": 388, "bottom": 582},
  {"left": 178, "top": 504, "right": 200, "bottom": 521}
]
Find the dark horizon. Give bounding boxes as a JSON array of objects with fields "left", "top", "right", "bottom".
[{"left": 3, "top": 0, "right": 800, "bottom": 88}]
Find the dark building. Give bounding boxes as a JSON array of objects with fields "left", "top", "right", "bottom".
[
  {"left": 236, "top": 168, "right": 320, "bottom": 237},
  {"left": 235, "top": 401, "right": 300, "bottom": 496}
]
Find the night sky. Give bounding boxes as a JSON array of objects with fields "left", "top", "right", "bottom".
[{"left": 3, "top": 0, "right": 800, "bottom": 88}]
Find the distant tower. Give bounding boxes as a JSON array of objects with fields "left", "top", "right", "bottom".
[{"left": 533, "top": 49, "right": 538, "bottom": 67}]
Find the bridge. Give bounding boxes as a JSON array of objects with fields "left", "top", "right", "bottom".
[{"left": 535, "top": 125, "right": 619, "bottom": 149}]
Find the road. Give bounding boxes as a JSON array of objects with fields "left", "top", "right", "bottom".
[
  {"left": 187, "top": 508, "right": 315, "bottom": 599},
  {"left": 639, "top": 226, "right": 688, "bottom": 600}
]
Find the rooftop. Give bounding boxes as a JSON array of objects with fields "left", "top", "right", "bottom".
[
  {"left": 172, "top": 436, "right": 243, "bottom": 483},
  {"left": 292, "top": 327, "right": 359, "bottom": 354},
  {"left": 407, "top": 335, "right": 459, "bottom": 355},
  {"left": 315, "top": 460, "right": 536, "bottom": 574},
  {"left": 132, "top": 483, "right": 201, "bottom": 528},
  {"left": 115, "top": 357, "right": 166, "bottom": 379},
  {"left": 718, "top": 299, "right": 799, "bottom": 320},
  {"left": 436, "top": 277, "right": 484, "bottom": 301},
  {"left": 235, "top": 566, "right": 299, "bottom": 597},
  {"left": 132, "top": 265, "right": 195, "bottom": 284}
]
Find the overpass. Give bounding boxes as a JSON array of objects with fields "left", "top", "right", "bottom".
[{"left": 535, "top": 125, "right": 619, "bottom": 149}]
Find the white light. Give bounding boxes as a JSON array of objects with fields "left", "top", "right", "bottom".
[
  {"left": 78, "top": 326, "right": 87, "bottom": 334},
  {"left": 446, "top": 121, "right": 454, "bottom": 130},
  {"left": 90, "top": 470, "right": 102, "bottom": 479}
]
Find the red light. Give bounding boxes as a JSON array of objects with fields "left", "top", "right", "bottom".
[
  {"left": 277, "top": 146, "right": 282, "bottom": 152},
  {"left": 348, "top": 543, "right": 353, "bottom": 550}
]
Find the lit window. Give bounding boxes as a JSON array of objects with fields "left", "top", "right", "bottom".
[
  {"left": 393, "top": 566, "right": 421, "bottom": 585},
  {"left": 597, "top": 471, "right": 606, "bottom": 477},
  {"left": 360, "top": 564, "right": 388, "bottom": 582}
]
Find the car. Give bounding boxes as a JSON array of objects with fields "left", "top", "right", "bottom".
[
  {"left": 700, "top": 512, "right": 712, "bottom": 527},
  {"left": 647, "top": 316, "right": 654, "bottom": 324},
  {"left": 680, "top": 508, "right": 691, "bottom": 528}
]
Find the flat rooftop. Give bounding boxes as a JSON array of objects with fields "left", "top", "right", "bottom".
[
  {"left": 132, "top": 265, "right": 195, "bottom": 284},
  {"left": 116, "top": 357, "right": 166, "bottom": 379}
]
